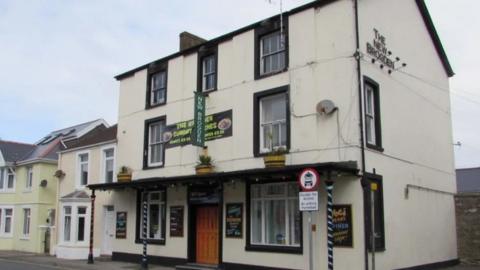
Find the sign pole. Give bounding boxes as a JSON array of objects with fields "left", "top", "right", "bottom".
[
  {"left": 326, "top": 181, "right": 334, "bottom": 270},
  {"left": 308, "top": 211, "right": 313, "bottom": 270},
  {"left": 370, "top": 183, "right": 377, "bottom": 270}
]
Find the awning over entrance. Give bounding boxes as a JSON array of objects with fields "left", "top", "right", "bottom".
[{"left": 87, "top": 161, "right": 359, "bottom": 191}]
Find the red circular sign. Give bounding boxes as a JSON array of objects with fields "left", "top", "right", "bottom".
[{"left": 298, "top": 168, "right": 320, "bottom": 191}]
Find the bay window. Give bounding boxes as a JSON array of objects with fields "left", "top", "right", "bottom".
[{"left": 61, "top": 204, "right": 89, "bottom": 244}]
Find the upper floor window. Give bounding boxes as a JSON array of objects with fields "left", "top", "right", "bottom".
[
  {"left": 364, "top": 77, "right": 383, "bottom": 151},
  {"left": 254, "top": 86, "right": 290, "bottom": 156},
  {"left": 26, "top": 167, "right": 33, "bottom": 190},
  {"left": 146, "top": 62, "right": 168, "bottom": 108},
  {"left": 260, "top": 31, "right": 286, "bottom": 76},
  {"left": 150, "top": 71, "right": 167, "bottom": 105},
  {"left": 255, "top": 18, "right": 288, "bottom": 79},
  {"left": 144, "top": 117, "right": 166, "bottom": 168},
  {"left": 77, "top": 153, "right": 89, "bottom": 187},
  {"left": 102, "top": 147, "right": 115, "bottom": 183},
  {"left": 0, "top": 168, "right": 13, "bottom": 192},
  {"left": 197, "top": 46, "right": 218, "bottom": 93}
]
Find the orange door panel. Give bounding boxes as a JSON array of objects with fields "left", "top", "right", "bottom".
[{"left": 196, "top": 206, "right": 219, "bottom": 265}]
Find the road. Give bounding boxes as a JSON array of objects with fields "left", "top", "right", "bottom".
[{"left": 0, "top": 259, "right": 71, "bottom": 270}]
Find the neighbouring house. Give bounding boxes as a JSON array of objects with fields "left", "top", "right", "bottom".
[
  {"left": 455, "top": 167, "right": 480, "bottom": 265},
  {"left": 86, "top": 0, "right": 457, "bottom": 270},
  {"left": 53, "top": 124, "right": 117, "bottom": 259},
  {"left": 0, "top": 119, "right": 108, "bottom": 254}
]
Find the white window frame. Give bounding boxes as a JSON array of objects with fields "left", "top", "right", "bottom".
[
  {"left": 6, "top": 167, "right": 15, "bottom": 192},
  {"left": 140, "top": 190, "right": 166, "bottom": 241},
  {"left": 147, "top": 121, "right": 165, "bottom": 167},
  {"left": 250, "top": 182, "right": 300, "bottom": 247},
  {"left": 21, "top": 207, "right": 31, "bottom": 239},
  {"left": 259, "top": 93, "right": 287, "bottom": 153},
  {"left": 365, "top": 84, "right": 376, "bottom": 145},
  {"left": 0, "top": 205, "right": 14, "bottom": 238},
  {"left": 76, "top": 151, "right": 90, "bottom": 189},
  {"left": 100, "top": 145, "right": 116, "bottom": 184},
  {"left": 60, "top": 203, "right": 90, "bottom": 246},
  {"left": 259, "top": 30, "right": 286, "bottom": 76},
  {"left": 25, "top": 166, "right": 33, "bottom": 191},
  {"left": 202, "top": 54, "right": 216, "bottom": 92},
  {"left": 150, "top": 71, "right": 167, "bottom": 106}
]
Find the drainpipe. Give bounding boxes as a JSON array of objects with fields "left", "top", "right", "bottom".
[{"left": 353, "top": 0, "right": 369, "bottom": 270}]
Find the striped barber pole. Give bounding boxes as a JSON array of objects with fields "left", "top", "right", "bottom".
[
  {"left": 326, "top": 181, "right": 334, "bottom": 270},
  {"left": 141, "top": 190, "right": 148, "bottom": 269}
]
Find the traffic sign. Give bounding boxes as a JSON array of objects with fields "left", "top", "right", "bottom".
[
  {"left": 298, "top": 168, "right": 320, "bottom": 191},
  {"left": 299, "top": 191, "right": 318, "bottom": 211}
]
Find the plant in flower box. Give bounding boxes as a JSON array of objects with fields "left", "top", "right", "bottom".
[
  {"left": 195, "top": 154, "right": 214, "bottom": 175},
  {"left": 117, "top": 166, "right": 132, "bottom": 182},
  {"left": 263, "top": 146, "right": 287, "bottom": 168}
]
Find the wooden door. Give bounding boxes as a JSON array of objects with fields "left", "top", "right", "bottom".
[{"left": 196, "top": 206, "right": 219, "bottom": 265}]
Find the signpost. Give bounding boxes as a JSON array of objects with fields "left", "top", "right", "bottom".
[
  {"left": 192, "top": 92, "right": 206, "bottom": 147},
  {"left": 298, "top": 168, "right": 320, "bottom": 270}
]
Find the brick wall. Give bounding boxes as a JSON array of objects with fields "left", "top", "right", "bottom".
[{"left": 455, "top": 193, "right": 480, "bottom": 265}]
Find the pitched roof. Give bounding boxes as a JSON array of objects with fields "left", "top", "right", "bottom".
[
  {"left": 62, "top": 124, "right": 117, "bottom": 150},
  {"left": 115, "top": 0, "right": 453, "bottom": 80},
  {"left": 0, "top": 140, "right": 36, "bottom": 163},
  {"left": 456, "top": 167, "right": 480, "bottom": 193}
]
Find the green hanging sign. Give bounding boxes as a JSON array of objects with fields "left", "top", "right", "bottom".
[{"left": 192, "top": 92, "right": 206, "bottom": 147}]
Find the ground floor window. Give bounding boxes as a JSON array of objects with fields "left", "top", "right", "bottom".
[
  {"left": 61, "top": 204, "right": 89, "bottom": 244},
  {"left": 364, "top": 174, "right": 385, "bottom": 251},
  {"left": 22, "top": 208, "right": 31, "bottom": 237},
  {"left": 249, "top": 182, "right": 301, "bottom": 250},
  {"left": 0, "top": 207, "right": 14, "bottom": 236},
  {"left": 136, "top": 190, "right": 166, "bottom": 244}
]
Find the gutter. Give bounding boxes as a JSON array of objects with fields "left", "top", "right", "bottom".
[
  {"left": 353, "top": 0, "right": 369, "bottom": 269},
  {"left": 16, "top": 158, "right": 58, "bottom": 166}
]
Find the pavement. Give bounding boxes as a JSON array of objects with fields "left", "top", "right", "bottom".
[{"left": 0, "top": 250, "right": 174, "bottom": 270}]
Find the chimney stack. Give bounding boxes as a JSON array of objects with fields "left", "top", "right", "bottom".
[{"left": 179, "top": 31, "right": 206, "bottom": 51}]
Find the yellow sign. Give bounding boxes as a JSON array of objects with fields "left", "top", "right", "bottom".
[{"left": 371, "top": 183, "right": 378, "bottom": 191}]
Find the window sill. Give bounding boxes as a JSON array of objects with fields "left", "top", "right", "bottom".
[
  {"left": 366, "top": 143, "right": 384, "bottom": 152},
  {"left": 20, "top": 236, "right": 30, "bottom": 240},
  {"left": 0, "top": 235, "right": 13, "bottom": 238},
  {"left": 23, "top": 189, "right": 32, "bottom": 193},
  {"left": 245, "top": 244, "right": 302, "bottom": 254},
  {"left": 254, "top": 149, "right": 289, "bottom": 158},
  {"left": 135, "top": 238, "right": 165, "bottom": 245},
  {"left": 143, "top": 164, "right": 164, "bottom": 170}
]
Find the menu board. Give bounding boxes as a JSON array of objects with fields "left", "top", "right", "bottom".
[
  {"left": 169, "top": 206, "right": 184, "bottom": 237},
  {"left": 332, "top": 204, "right": 353, "bottom": 247},
  {"left": 162, "top": 110, "right": 232, "bottom": 149},
  {"left": 225, "top": 203, "right": 242, "bottom": 238},
  {"left": 115, "top": 212, "right": 127, "bottom": 239}
]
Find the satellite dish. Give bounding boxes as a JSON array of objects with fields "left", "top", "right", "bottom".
[
  {"left": 316, "top": 100, "right": 337, "bottom": 115},
  {"left": 40, "top": 179, "right": 48, "bottom": 188}
]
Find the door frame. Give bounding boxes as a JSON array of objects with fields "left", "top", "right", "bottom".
[
  {"left": 187, "top": 184, "right": 223, "bottom": 265},
  {"left": 102, "top": 205, "right": 115, "bottom": 255}
]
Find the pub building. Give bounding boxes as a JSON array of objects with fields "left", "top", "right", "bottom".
[{"left": 86, "top": 0, "right": 457, "bottom": 269}]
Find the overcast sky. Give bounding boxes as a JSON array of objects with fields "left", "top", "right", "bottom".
[{"left": 0, "top": 0, "right": 478, "bottom": 168}]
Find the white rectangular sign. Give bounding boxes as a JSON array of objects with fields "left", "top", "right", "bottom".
[{"left": 299, "top": 191, "right": 318, "bottom": 211}]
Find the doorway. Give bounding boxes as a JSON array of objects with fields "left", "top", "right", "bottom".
[
  {"left": 195, "top": 205, "right": 219, "bottom": 265},
  {"left": 102, "top": 206, "right": 115, "bottom": 255}
]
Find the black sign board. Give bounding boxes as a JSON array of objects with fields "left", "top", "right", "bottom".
[
  {"left": 333, "top": 204, "right": 353, "bottom": 247},
  {"left": 225, "top": 203, "right": 243, "bottom": 238},
  {"left": 116, "top": 212, "right": 127, "bottom": 239},
  {"left": 189, "top": 188, "right": 219, "bottom": 204},
  {"left": 162, "top": 110, "right": 232, "bottom": 149},
  {"left": 169, "top": 206, "right": 184, "bottom": 237}
]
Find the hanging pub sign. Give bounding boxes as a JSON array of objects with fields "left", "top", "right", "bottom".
[
  {"left": 332, "top": 204, "right": 353, "bottom": 247},
  {"left": 115, "top": 212, "right": 127, "bottom": 239},
  {"left": 169, "top": 206, "right": 184, "bottom": 237},
  {"left": 192, "top": 92, "right": 206, "bottom": 147},
  {"left": 225, "top": 203, "right": 243, "bottom": 238},
  {"left": 161, "top": 109, "right": 232, "bottom": 149},
  {"left": 366, "top": 28, "right": 396, "bottom": 69}
]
